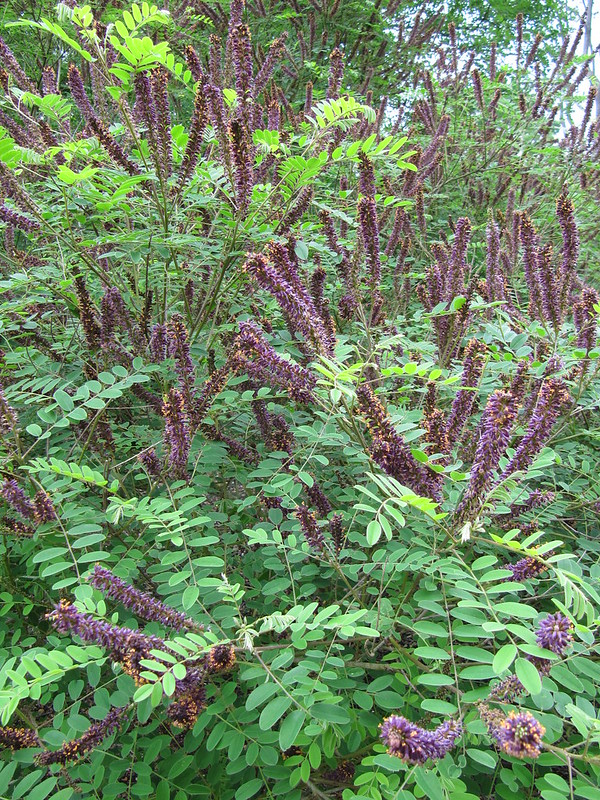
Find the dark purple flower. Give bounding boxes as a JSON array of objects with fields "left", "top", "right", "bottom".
[
  {"left": 496, "top": 711, "right": 545, "bottom": 759},
  {"left": 0, "top": 379, "right": 17, "bottom": 434},
  {"left": 327, "top": 48, "right": 344, "bottom": 99},
  {"left": 68, "top": 63, "right": 96, "bottom": 121},
  {"left": 306, "top": 482, "right": 332, "bottom": 518},
  {"left": 356, "top": 385, "right": 434, "bottom": 499},
  {"left": 478, "top": 702, "right": 506, "bottom": 738},
  {"left": 536, "top": 612, "right": 573, "bottom": 656},
  {"left": 35, "top": 708, "right": 125, "bottom": 765},
  {"left": 329, "top": 514, "right": 345, "bottom": 555},
  {"left": 448, "top": 217, "right": 471, "bottom": 299},
  {"left": 471, "top": 68, "right": 484, "bottom": 110},
  {"left": 556, "top": 194, "right": 579, "bottom": 310},
  {"left": 205, "top": 83, "right": 234, "bottom": 170},
  {"left": 0, "top": 726, "right": 40, "bottom": 750},
  {"left": 149, "top": 323, "right": 167, "bottom": 363},
  {"left": 233, "top": 321, "right": 316, "bottom": 403},
  {"left": 254, "top": 32, "right": 288, "bottom": 96},
  {"left": 446, "top": 339, "right": 487, "bottom": 440},
  {"left": 167, "top": 682, "right": 206, "bottom": 728},
  {"left": 358, "top": 196, "right": 381, "bottom": 290},
  {"left": 206, "top": 643, "right": 236, "bottom": 673},
  {"left": 47, "top": 599, "right": 164, "bottom": 684},
  {"left": 574, "top": 287, "right": 599, "bottom": 353},
  {"left": 138, "top": 449, "right": 162, "bottom": 477},
  {"left": 296, "top": 504, "right": 325, "bottom": 553},
  {"left": 379, "top": 715, "right": 462, "bottom": 764},
  {"left": 499, "top": 379, "right": 570, "bottom": 481},
  {"left": 229, "top": 118, "right": 253, "bottom": 216},
  {"left": 200, "top": 423, "right": 258, "bottom": 465},
  {"left": 1, "top": 478, "right": 34, "bottom": 519},
  {"left": 33, "top": 491, "right": 56, "bottom": 524},
  {"left": 162, "top": 388, "right": 191, "bottom": 478},
  {"left": 167, "top": 314, "right": 196, "bottom": 404},
  {"left": 151, "top": 68, "right": 173, "bottom": 179},
  {"left": 243, "top": 248, "right": 330, "bottom": 355},
  {"left": 455, "top": 389, "right": 520, "bottom": 525},
  {"left": 0, "top": 204, "right": 40, "bottom": 232},
  {"left": 184, "top": 44, "right": 204, "bottom": 83},
  {"left": 74, "top": 275, "right": 101, "bottom": 349},
  {"left": 505, "top": 553, "right": 549, "bottom": 582},
  {"left": 0, "top": 35, "right": 36, "bottom": 93},
  {"left": 280, "top": 186, "right": 313, "bottom": 230},
  {"left": 89, "top": 566, "right": 201, "bottom": 632},
  {"left": 191, "top": 365, "right": 231, "bottom": 426},
  {"left": 232, "top": 23, "right": 253, "bottom": 116}
]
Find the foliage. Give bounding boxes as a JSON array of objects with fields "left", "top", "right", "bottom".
[{"left": 0, "top": 2, "right": 600, "bottom": 800}]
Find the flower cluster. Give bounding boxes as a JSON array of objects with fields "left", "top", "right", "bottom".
[
  {"left": 0, "top": 726, "right": 40, "bottom": 751},
  {"left": 379, "top": 715, "right": 462, "bottom": 764},
  {"left": 356, "top": 384, "right": 435, "bottom": 499},
  {"left": 88, "top": 566, "right": 201, "bottom": 633},
  {"left": 496, "top": 711, "right": 545, "bottom": 759},
  {"left": 499, "top": 379, "right": 570, "bottom": 481},
  {"left": 232, "top": 320, "right": 316, "bottom": 403},
  {"left": 47, "top": 600, "right": 164, "bottom": 684},
  {"left": 446, "top": 339, "right": 487, "bottom": 439},
  {"left": 536, "top": 612, "right": 573, "bottom": 655},
  {"left": 206, "top": 644, "right": 236, "bottom": 673},
  {"left": 35, "top": 708, "right": 126, "bottom": 765},
  {"left": 455, "top": 389, "right": 519, "bottom": 525},
  {"left": 296, "top": 505, "right": 325, "bottom": 553},
  {"left": 162, "top": 388, "right": 191, "bottom": 478},
  {"left": 243, "top": 246, "right": 333, "bottom": 356}
]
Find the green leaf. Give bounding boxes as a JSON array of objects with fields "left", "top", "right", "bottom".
[
  {"left": 493, "top": 644, "right": 518, "bottom": 674},
  {"left": 235, "top": 780, "right": 263, "bottom": 800},
  {"left": 515, "top": 657, "right": 542, "bottom": 695},
  {"left": 310, "top": 703, "right": 350, "bottom": 724},
  {"left": 259, "top": 696, "right": 292, "bottom": 730},
  {"left": 279, "top": 710, "right": 305, "bottom": 750}
]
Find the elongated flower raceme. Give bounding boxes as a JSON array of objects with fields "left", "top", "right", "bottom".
[
  {"left": 358, "top": 196, "right": 381, "bottom": 290},
  {"left": 229, "top": 119, "right": 253, "bottom": 216},
  {"left": 296, "top": 505, "right": 325, "bottom": 553},
  {"left": 0, "top": 726, "right": 40, "bottom": 751},
  {"left": 74, "top": 275, "right": 101, "bottom": 349},
  {"left": 149, "top": 323, "right": 167, "bottom": 363},
  {"left": 1, "top": 479, "right": 34, "bottom": 519},
  {"left": 176, "top": 86, "right": 207, "bottom": 190},
  {"left": 88, "top": 566, "right": 202, "bottom": 633},
  {"left": 379, "top": 715, "right": 462, "bottom": 764},
  {"left": 505, "top": 552, "right": 549, "bottom": 582},
  {"left": 162, "top": 388, "right": 191, "bottom": 478},
  {"left": 33, "top": 491, "right": 56, "bottom": 524},
  {"left": 455, "top": 389, "right": 519, "bottom": 526},
  {"left": 495, "top": 711, "right": 545, "bottom": 759},
  {"left": 35, "top": 708, "right": 125, "bottom": 765},
  {"left": 557, "top": 193, "right": 579, "bottom": 310},
  {"left": 151, "top": 67, "right": 172, "bottom": 179},
  {"left": 0, "top": 204, "right": 40, "bottom": 232},
  {"left": 167, "top": 314, "right": 196, "bottom": 407},
  {"left": 0, "top": 35, "right": 36, "bottom": 93},
  {"left": 446, "top": 339, "right": 487, "bottom": 440},
  {"left": 327, "top": 47, "right": 344, "bottom": 99},
  {"left": 233, "top": 321, "right": 316, "bottom": 403},
  {"left": 574, "top": 286, "right": 599, "bottom": 353},
  {"left": 243, "top": 248, "right": 331, "bottom": 355},
  {"left": 254, "top": 32, "right": 288, "bottom": 96},
  {"left": 499, "top": 379, "right": 570, "bottom": 481},
  {"left": 47, "top": 600, "right": 164, "bottom": 683},
  {"left": 356, "top": 385, "right": 435, "bottom": 499}
]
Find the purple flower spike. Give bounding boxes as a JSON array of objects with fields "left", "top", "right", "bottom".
[
  {"left": 1, "top": 479, "right": 35, "bottom": 519},
  {"left": 35, "top": 708, "right": 125, "bottom": 765},
  {"left": 162, "top": 388, "right": 191, "bottom": 478},
  {"left": 88, "top": 565, "right": 201, "bottom": 632},
  {"left": 536, "top": 612, "right": 573, "bottom": 656},
  {"left": 296, "top": 505, "right": 325, "bottom": 553},
  {"left": 496, "top": 711, "right": 545, "bottom": 759},
  {"left": 379, "top": 715, "right": 462, "bottom": 764}
]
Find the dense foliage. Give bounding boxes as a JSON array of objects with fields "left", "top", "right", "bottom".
[{"left": 1, "top": 2, "right": 600, "bottom": 800}]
